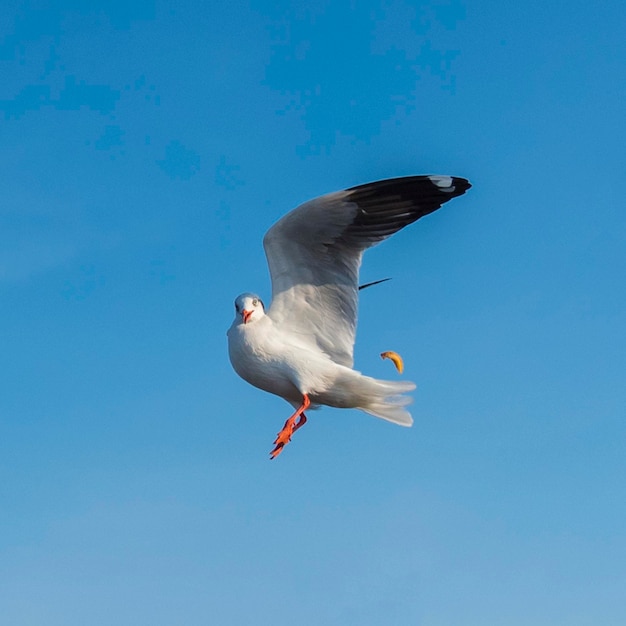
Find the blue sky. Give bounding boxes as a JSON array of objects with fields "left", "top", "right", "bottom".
[{"left": 1, "top": 1, "right": 625, "bottom": 623}]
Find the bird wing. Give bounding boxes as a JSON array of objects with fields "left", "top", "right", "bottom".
[{"left": 263, "top": 175, "right": 471, "bottom": 367}]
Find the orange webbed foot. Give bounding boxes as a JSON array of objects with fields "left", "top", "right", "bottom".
[
  {"left": 273, "top": 415, "right": 297, "bottom": 447},
  {"left": 269, "top": 406, "right": 308, "bottom": 460},
  {"left": 269, "top": 442, "right": 285, "bottom": 459}
]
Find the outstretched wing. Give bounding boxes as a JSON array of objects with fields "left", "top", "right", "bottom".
[{"left": 263, "top": 175, "right": 471, "bottom": 367}]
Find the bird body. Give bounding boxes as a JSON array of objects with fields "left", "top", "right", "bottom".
[
  {"left": 227, "top": 298, "right": 415, "bottom": 421},
  {"left": 227, "top": 175, "right": 471, "bottom": 457}
]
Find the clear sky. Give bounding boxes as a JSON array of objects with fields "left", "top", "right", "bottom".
[{"left": 1, "top": 1, "right": 625, "bottom": 624}]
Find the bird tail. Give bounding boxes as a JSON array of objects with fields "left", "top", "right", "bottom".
[
  {"left": 358, "top": 378, "right": 416, "bottom": 426},
  {"left": 317, "top": 369, "right": 416, "bottom": 426}
]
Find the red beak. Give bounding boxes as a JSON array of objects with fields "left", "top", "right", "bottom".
[{"left": 242, "top": 309, "right": 253, "bottom": 324}]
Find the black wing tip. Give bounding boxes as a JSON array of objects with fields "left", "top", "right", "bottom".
[
  {"left": 445, "top": 175, "right": 472, "bottom": 195},
  {"left": 339, "top": 175, "right": 471, "bottom": 246},
  {"left": 348, "top": 174, "right": 471, "bottom": 197},
  {"left": 345, "top": 175, "right": 471, "bottom": 214}
]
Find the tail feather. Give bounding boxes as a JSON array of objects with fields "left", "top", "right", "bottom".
[
  {"left": 317, "top": 368, "right": 416, "bottom": 426},
  {"left": 358, "top": 378, "right": 416, "bottom": 426}
]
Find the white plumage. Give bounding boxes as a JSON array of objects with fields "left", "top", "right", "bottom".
[{"left": 227, "top": 175, "right": 471, "bottom": 457}]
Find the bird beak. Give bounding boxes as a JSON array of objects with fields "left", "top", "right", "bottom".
[{"left": 242, "top": 309, "right": 253, "bottom": 324}]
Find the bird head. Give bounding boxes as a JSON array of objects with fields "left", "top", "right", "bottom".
[{"left": 234, "top": 293, "right": 265, "bottom": 325}]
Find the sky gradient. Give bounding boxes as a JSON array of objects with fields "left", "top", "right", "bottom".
[{"left": 2, "top": 1, "right": 625, "bottom": 624}]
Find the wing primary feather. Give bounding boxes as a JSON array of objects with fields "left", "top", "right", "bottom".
[
  {"left": 358, "top": 278, "right": 391, "bottom": 291},
  {"left": 340, "top": 175, "right": 471, "bottom": 248}
]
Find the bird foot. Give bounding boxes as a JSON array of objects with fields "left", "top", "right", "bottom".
[
  {"left": 273, "top": 416, "right": 296, "bottom": 447},
  {"left": 269, "top": 413, "right": 307, "bottom": 459},
  {"left": 269, "top": 442, "right": 286, "bottom": 459}
]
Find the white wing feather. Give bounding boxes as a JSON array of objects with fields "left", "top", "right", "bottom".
[
  {"left": 263, "top": 190, "right": 361, "bottom": 367},
  {"left": 263, "top": 176, "right": 471, "bottom": 368}
]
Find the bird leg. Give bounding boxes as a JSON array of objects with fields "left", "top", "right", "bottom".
[
  {"left": 292, "top": 412, "right": 307, "bottom": 434},
  {"left": 269, "top": 394, "right": 310, "bottom": 459}
]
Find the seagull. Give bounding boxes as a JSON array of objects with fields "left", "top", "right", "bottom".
[{"left": 227, "top": 175, "right": 471, "bottom": 458}]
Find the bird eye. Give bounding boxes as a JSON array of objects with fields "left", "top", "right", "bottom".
[
  {"left": 252, "top": 298, "right": 258, "bottom": 307},
  {"left": 235, "top": 302, "right": 240, "bottom": 312}
]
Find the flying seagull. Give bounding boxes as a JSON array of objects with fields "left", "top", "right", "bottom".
[{"left": 227, "top": 175, "right": 471, "bottom": 458}]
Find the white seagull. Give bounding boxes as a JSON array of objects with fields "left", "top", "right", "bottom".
[{"left": 227, "top": 175, "right": 471, "bottom": 458}]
